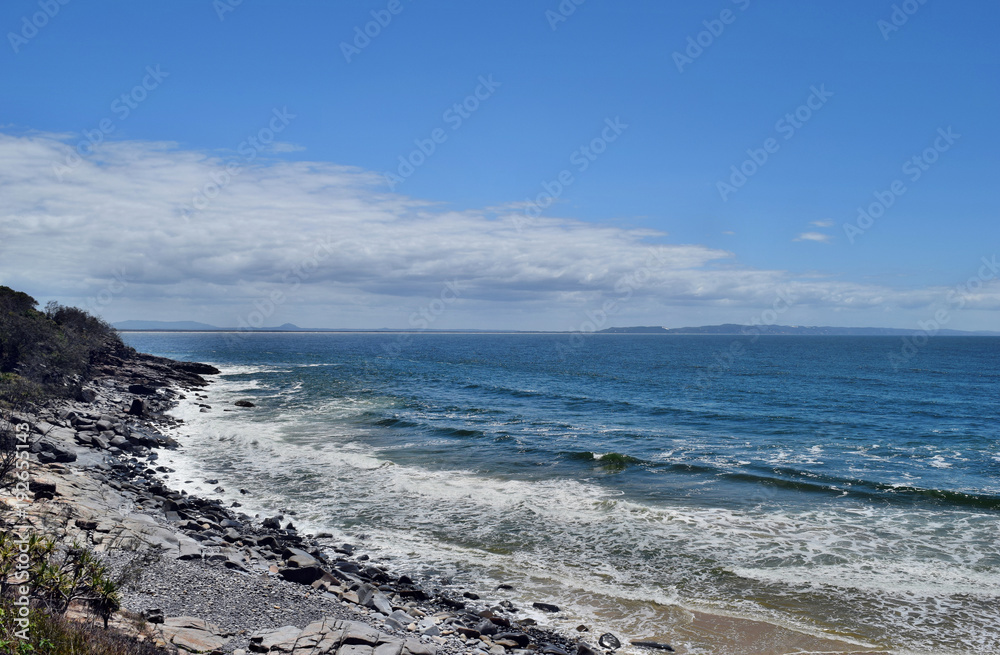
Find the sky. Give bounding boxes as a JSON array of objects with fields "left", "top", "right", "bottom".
[{"left": 1, "top": 0, "right": 998, "bottom": 331}]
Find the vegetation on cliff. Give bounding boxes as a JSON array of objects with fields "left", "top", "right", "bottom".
[{"left": 0, "top": 286, "right": 133, "bottom": 403}]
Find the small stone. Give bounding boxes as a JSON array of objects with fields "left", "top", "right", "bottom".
[
  {"left": 598, "top": 633, "right": 621, "bottom": 650},
  {"left": 532, "top": 602, "right": 560, "bottom": 613},
  {"left": 629, "top": 641, "right": 675, "bottom": 652}
]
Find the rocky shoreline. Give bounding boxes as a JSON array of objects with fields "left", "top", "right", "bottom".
[{"left": 9, "top": 352, "right": 649, "bottom": 655}]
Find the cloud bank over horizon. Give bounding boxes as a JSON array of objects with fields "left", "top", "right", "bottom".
[{"left": 1, "top": 131, "right": 998, "bottom": 331}]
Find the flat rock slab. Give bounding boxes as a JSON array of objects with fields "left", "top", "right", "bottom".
[
  {"left": 248, "top": 619, "right": 436, "bottom": 655},
  {"left": 249, "top": 624, "right": 302, "bottom": 652},
  {"left": 160, "top": 616, "right": 230, "bottom": 654}
]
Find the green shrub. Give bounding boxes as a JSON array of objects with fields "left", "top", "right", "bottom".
[
  {"left": 0, "top": 533, "right": 120, "bottom": 627},
  {"left": 0, "top": 287, "right": 133, "bottom": 400}
]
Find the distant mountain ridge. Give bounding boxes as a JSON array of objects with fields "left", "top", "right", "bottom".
[
  {"left": 113, "top": 321, "right": 1000, "bottom": 336},
  {"left": 599, "top": 324, "right": 1000, "bottom": 336}
]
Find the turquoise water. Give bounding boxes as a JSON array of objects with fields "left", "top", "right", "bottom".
[{"left": 122, "top": 332, "right": 1000, "bottom": 654}]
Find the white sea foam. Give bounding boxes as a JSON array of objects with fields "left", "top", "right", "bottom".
[{"left": 156, "top": 370, "right": 1000, "bottom": 655}]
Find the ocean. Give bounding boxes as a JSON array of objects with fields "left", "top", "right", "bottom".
[{"left": 120, "top": 332, "right": 1000, "bottom": 655}]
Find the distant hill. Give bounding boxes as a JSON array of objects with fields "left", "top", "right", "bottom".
[{"left": 600, "top": 324, "right": 1000, "bottom": 336}]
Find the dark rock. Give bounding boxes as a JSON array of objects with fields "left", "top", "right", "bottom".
[
  {"left": 129, "top": 384, "right": 159, "bottom": 395},
  {"left": 78, "top": 388, "right": 98, "bottom": 403},
  {"left": 173, "top": 361, "right": 221, "bottom": 376},
  {"left": 29, "top": 480, "right": 57, "bottom": 499},
  {"left": 142, "top": 608, "right": 165, "bottom": 624},
  {"left": 630, "top": 641, "right": 675, "bottom": 652},
  {"left": 278, "top": 565, "right": 327, "bottom": 585},
  {"left": 234, "top": 400, "right": 255, "bottom": 408},
  {"left": 497, "top": 583, "right": 515, "bottom": 590},
  {"left": 598, "top": 633, "right": 621, "bottom": 650},
  {"left": 543, "top": 647, "right": 570, "bottom": 655},
  {"left": 455, "top": 626, "right": 480, "bottom": 639},
  {"left": 128, "top": 398, "right": 148, "bottom": 416},
  {"left": 75, "top": 518, "right": 98, "bottom": 530},
  {"left": 31, "top": 440, "right": 77, "bottom": 463},
  {"left": 261, "top": 516, "right": 282, "bottom": 530},
  {"left": 577, "top": 643, "right": 600, "bottom": 655},
  {"left": 439, "top": 596, "right": 465, "bottom": 610},
  {"left": 476, "top": 620, "right": 498, "bottom": 636},
  {"left": 533, "top": 602, "right": 560, "bottom": 613},
  {"left": 397, "top": 588, "right": 429, "bottom": 601},
  {"left": 575, "top": 625, "right": 589, "bottom": 632},
  {"left": 497, "top": 633, "right": 530, "bottom": 648},
  {"left": 385, "top": 609, "right": 416, "bottom": 632},
  {"left": 255, "top": 535, "right": 280, "bottom": 550},
  {"left": 463, "top": 591, "right": 480, "bottom": 600}
]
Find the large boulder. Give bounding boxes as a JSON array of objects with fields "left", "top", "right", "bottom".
[
  {"left": 129, "top": 398, "right": 148, "bottom": 417},
  {"left": 278, "top": 565, "right": 328, "bottom": 585},
  {"left": 30, "top": 439, "right": 77, "bottom": 464}
]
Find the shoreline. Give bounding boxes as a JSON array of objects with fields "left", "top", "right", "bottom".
[{"left": 6, "top": 350, "right": 892, "bottom": 655}]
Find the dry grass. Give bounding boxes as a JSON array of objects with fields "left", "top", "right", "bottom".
[{"left": 0, "top": 598, "right": 170, "bottom": 655}]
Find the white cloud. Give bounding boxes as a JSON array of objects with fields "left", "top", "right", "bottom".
[
  {"left": 794, "top": 232, "right": 833, "bottom": 243},
  {"left": 0, "top": 132, "right": 997, "bottom": 329},
  {"left": 266, "top": 141, "right": 306, "bottom": 153},
  {"left": 810, "top": 220, "right": 834, "bottom": 227}
]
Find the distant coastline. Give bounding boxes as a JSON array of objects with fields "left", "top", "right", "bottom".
[{"left": 114, "top": 320, "right": 1000, "bottom": 337}]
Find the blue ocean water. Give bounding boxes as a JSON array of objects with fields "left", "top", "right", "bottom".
[{"left": 122, "top": 332, "right": 1000, "bottom": 654}]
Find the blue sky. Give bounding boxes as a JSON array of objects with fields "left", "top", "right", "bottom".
[{"left": 1, "top": 0, "right": 998, "bottom": 330}]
